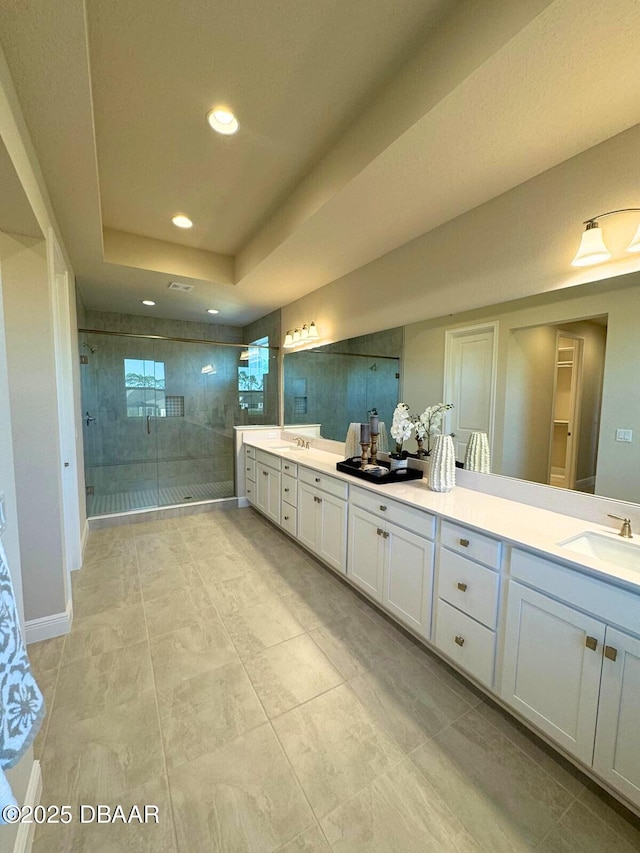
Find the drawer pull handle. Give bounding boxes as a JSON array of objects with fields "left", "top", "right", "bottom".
[
  {"left": 457, "top": 582, "right": 468, "bottom": 592},
  {"left": 377, "top": 528, "right": 383, "bottom": 536},
  {"left": 315, "top": 477, "right": 321, "bottom": 483},
  {"left": 247, "top": 467, "right": 251, "bottom": 471},
  {"left": 382, "top": 531, "right": 389, "bottom": 539},
  {"left": 284, "top": 515, "right": 289, "bottom": 521},
  {"left": 263, "top": 471, "right": 268, "bottom": 477},
  {"left": 459, "top": 538, "right": 469, "bottom": 548},
  {"left": 454, "top": 635, "right": 465, "bottom": 647},
  {"left": 284, "top": 488, "right": 290, "bottom": 493},
  {"left": 284, "top": 465, "right": 289, "bottom": 470},
  {"left": 317, "top": 497, "right": 322, "bottom": 503},
  {"left": 314, "top": 496, "right": 322, "bottom": 503},
  {"left": 604, "top": 645, "right": 618, "bottom": 661},
  {"left": 585, "top": 636, "right": 598, "bottom": 651},
  {"left": 379, "top": 505, "right": 387, "bottom": 512}
]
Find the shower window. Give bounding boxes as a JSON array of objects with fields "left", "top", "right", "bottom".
[
  {"left": 124, "top": 358, "right": 166, "bottom": 417},
  {"left": 238, "top": 336, "right": 269, "bottom": 415}
]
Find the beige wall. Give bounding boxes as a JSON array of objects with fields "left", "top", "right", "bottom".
[{"left": 1, "top": 234, "right": 67, "bottom": 620}]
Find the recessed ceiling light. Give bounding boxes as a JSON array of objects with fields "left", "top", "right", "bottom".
[
  {"left": 141, "top": 300, "right": 156, "bottom": 306},
  {"left": 206, "top": 108, "right": 239, "bottom": 136},
  {"left": 171, "top": 214, "right": 193, "bottom": 229},
  {"left": 206, "top": 308, "right": 219, "bottom": 315}
]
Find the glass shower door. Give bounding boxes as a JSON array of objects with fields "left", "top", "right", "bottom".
[{"left": 81, "top": 333, "right": 160, "bottom": 515}]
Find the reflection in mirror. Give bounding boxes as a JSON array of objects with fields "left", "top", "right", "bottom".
[
  {"left": 283, "top": 327, "right": 403, "bottom": 443},
  {"left": 283, "top": 272, "right": 640, "bottom": 504}
]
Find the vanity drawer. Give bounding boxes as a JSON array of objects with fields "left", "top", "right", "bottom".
[
  {"left": 438, "top": 548, "right": 500, "bottom": 629},
  {"left": 282, "top": 474, "right": 298, "bottom": 507},
  {"left": 245, "top": 445, "right": 256, "bottom": 460},
  {"left": 245, "top": 457, "right": 256, "bottom": 483},
  {"left": 281, "top": 505, "right": 297, "bottom": 537},
  {"left": 350, "top": 486, "right": 436, "bottom": 540},
  {"left": 246, "top": 481, "right": 256, "bottom": 504},
  {"left": 256, "top": 448, "right": 282, "bottom": 472},
  {"left": 299, "top": 466, "right": 348, "bottom": 500},
  {"left": 441, "top": 520, "right": 501, "bottom": 569},
  {"left": 434, "top": 599, "right": 495, "bottom": 687},
  {"left": 281, "top": 460, "right": 298, "bottom": 478}
]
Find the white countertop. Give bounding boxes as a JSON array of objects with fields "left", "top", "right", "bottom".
[{"left": 244, "top": 438, "right": 640, "bottom": 594}]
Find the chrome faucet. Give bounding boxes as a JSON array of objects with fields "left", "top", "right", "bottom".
[
  {"left": 608, "top": 514, "right": 633, "bottom": 538},
  {"left": 294, "top": 437, "right": 310, "bottom": 449}
]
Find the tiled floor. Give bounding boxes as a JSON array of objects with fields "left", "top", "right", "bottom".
[{"left": 28, "top": 508, "right": 640, "bottom": 852}]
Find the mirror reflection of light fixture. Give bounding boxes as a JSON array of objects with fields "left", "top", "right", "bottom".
[
  {"left": 239, "top": 349, "right": 250, "bottom": 361},
  {"left": 572, "top": 208, "right": 640, "bottom": 267},
  {"left": 201, "top": 364, "right": 216, "bottom": 374},
  {"left": 283, "top": 321, "right": 320, "bottom": 348}
]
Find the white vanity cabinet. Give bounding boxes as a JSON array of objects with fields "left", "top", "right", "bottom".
[
  {"left": 297, "top": 467, "right": 348, "bottom": 574},
  {"left": 433, "top": 521, "right": 501, "bottom": 688},
  {"left": 245, "top": 445, "right": 256, "bottom": 505},
  {"left": 281, "top": 462, "right": 298, "bottom": 537},
  {"left": 348, "top": 487, "right": 435, "bottom": 638},
  {"left": 255, "top": 449, "right": 281, "bottom": 525},
  {"left": 502, "top": 547, "right": 640, "bottom": 807}
]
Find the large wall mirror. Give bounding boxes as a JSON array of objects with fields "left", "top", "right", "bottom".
[{"left": 284, "top": 271, "right": 640, "bottom": 504}]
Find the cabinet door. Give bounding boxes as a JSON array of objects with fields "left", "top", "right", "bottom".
[
  {"left": 297, "top": 481, "right": 319, "bottom": 554},
  {"left": 255, "top": 463, "right": 269, "bottom": 514},
  {"left": 593, "top": 627, "right": 640, "bottom": 808},
  {"left": 317, "top": 491, "right": 347, "bottom": 574},
  {"left": 266, "top": 468, "right": 281, "bottom": 525},
  {"left": 383, "top": 522, "right": 434, "bottom": 638},
  {"left": 501, "top": 581, "right": 605, "bottom": 764},
  {"left": 348, "top": 505, "right": 384, "bottom": 600}
]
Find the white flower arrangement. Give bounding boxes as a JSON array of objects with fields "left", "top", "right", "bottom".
[
  {"left": 391, "top": 401, "right": 454, "bottom": 455},
  {"left": 390, "top": 402, "right": 413, "bottom": 453},
  {"left": 417, "top": 403, "right": 454, "bottom": 453}
]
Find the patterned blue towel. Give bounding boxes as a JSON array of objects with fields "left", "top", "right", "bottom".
[{"left": 0, "top": 540, "right": 45, "bottom": 822}]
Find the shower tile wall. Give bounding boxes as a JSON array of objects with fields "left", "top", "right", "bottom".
[{"left": 283, "top": 326, "right": 402, "bottom": 443}]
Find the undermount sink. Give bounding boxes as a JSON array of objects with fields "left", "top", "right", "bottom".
[{"left": 559, "top": 531, "right": 640, "bottom": 573}]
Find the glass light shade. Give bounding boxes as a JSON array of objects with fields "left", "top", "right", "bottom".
[
  {"left": 307, "top": 322, "right": 319, "bottom": 340},
  {"left": 626, "top": 223, "right": 640, "bottom": 253},
  {"left": 293, "top": 329, "right": 301, "bottom": 344},
  {"left": 283, "top": 332, "right": 294, "bottom": 348},
  {"left": 571, "top": 223, "right": 611, "bottom": 267},
  {"left": 300, "top": 325, "right": 309, "bottom": 339}
]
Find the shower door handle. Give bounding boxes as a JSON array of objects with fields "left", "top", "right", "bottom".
[{"left": 146, "top": 415, "right": 151, "bottom": 435}]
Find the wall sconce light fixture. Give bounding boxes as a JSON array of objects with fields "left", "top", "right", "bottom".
[
  {"left": 572, "top": 208, "right": 640, "bottom": 267},
  {"left": 283, "top": 321, "right": 320, "bottom": 348}
]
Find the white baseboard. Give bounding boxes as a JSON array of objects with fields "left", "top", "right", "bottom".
[
  {"left": 13, "top": 760, "right": 41, "bottom": 853},
  {"left": 25, "top": 598, "right": 72, "bottom": 644}
]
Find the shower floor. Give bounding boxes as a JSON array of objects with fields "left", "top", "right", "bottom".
[{"left": 87, "top": 480, "right": 234, "bottom": 516}]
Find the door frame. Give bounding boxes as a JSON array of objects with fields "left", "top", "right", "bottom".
[{"left": 547, "top": 330, "right": 584, "bottom": 490}]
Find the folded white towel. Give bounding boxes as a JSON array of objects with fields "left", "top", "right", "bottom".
[{"left": 0, "top": 765, "right": 17, "bottom": 824}]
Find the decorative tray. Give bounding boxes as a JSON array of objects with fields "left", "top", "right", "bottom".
[{"left": 336, "top": 457, "right": 424, "bottom": 484}]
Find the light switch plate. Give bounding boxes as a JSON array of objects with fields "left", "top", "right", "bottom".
[{"left": 615, "top": 428, "right": 633, "bottom": 442}]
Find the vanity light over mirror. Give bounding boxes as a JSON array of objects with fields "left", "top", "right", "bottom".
[{"left": 283, "top": 271, "right": 640, "bottom": 505}]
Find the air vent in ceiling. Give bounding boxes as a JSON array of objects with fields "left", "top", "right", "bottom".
[{"left": 168, "top": 281, "right": 194, "bottom": 292}]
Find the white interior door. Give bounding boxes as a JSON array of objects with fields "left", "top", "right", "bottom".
[{"left": 444, "top": 323, "right": 498, "bottom": 462}]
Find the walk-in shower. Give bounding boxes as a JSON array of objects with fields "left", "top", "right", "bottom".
[{"left": 80, "top": 330, "right": 278, "bottom": 516}]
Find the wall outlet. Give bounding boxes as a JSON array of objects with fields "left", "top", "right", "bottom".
[
  {"left": 267, "top": 431, "right": 277, "bottom": 438},
  {"left": 615, "top": 428, "right": 633, "bottom": 442}
]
